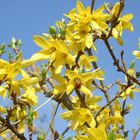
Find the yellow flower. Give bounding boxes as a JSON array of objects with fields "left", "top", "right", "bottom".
[
  {"left": 31, "top": 35, "right": 56, "bottom": 61},
  {"left": 66, "top": 69, "right": 104, "bottom": 96},
  {"left": 119, "top": 84, "right": 140, "bottom": 100},
  {"left": 133, "top": 50, "right": 140, "bottom": 59},
  {"left": 0, "top": 58, "right": 35, "bottom": 80},
  {"left": 65, "top": 1, "right": 110, "bottom": 52},
  {"left": 117, "top": 14, "right": 133, "bottom": 35},
  {"left": 50, "top": 40, "right": 75, "bottom": 74},
  {"left": 32, "top": 35, "right": 75, "bottom": 73},
  {"left": 52, "top": 72, "right": 67, "bottom": 97},
  {"left": 75, "top": 124, "right": 107, "bottom": 140},
  {"left": 21, "top": 87, "right": 38, "bottom": 106},
  {"left": 91, "top": 5, "right": 110, "bottom": 31},
  {"left": 79, "top": 54, "right": 97, "bottom": 71},
  {"left": 61, "top": 108, "right": 96, "bottom": 130},
  {"left": 10, "top": 106, "right": 26, "bottom": 122},
  {"left": 111, "top": 2, "right": 133, "bottom": 45},
  {"left": 86, "top": 124, "right": 107, "bottom": 140}
]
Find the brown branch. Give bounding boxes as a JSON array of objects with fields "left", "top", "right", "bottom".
[
  {"left": 0, "top": 116, "right": 26, "bottom": 140},
  {"left": 72, "top": 50, "right": 83, "bottom": 70},
  {"left": 120, "top": 99, "right": 129, "bottom": 138},
  {"left": 40, "top": 84, "right": 73, "bottom": 110},
  {"left": 132, "top": 125, "right": 140, "bottom": 140},
  {"left": 108, "top": 0, "right": 125, "bottom": 37},
  {"left": 95, "top": 84, "right": 131, "bottom": 117},
  {"left": 91, "top": 0, "right": 95, "bottom": 13},
  {"left": 62, "top": 126, "right": 70, "bottom": 136},
  {"left": 120, "top": 51, "right": 127, "bottom": 71},
  {"left": 86, "top": 48, "right": 114, "bottom": 115},
  {"left": 103, "top": 38, "right": 140, "bottom": 86},
  {"left": 75, "top": 89, "right": 87, "bottom": 108}
]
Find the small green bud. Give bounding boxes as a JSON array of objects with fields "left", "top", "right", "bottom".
[
  {"left": 130, "top": 60, "right": 135, "bottom": 69},
  {"left": 48, "top": 26, "right": 57, "bottom": 36},
  {"left": 8, "top": 38, "right": 16, "bottom": 49},
  {"left": 15, "top": 39, "right": 22, "bottom": 48},
  {"left": 0, "top": 44, "right": 6, "bottom": 55}
]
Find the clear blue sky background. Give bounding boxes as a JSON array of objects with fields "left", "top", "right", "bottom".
[{"left": 0, "top": 0, "right": 140, "bottom": 139}]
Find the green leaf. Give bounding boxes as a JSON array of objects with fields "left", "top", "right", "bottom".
[
  {"left": 15, "top": 39, "right": 22, "bottom": 48},
  {"left": 48, "top": 26, "right": 57, "bottom": 36},
  {"left": 0, "top": 44, "right": 6, "bottom": 55}
]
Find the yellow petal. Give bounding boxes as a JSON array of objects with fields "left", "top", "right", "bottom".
[
  {"left": 85, "top": 34, "right": 93, "bottom": 49},
  {"left": 0, "top": 86, "right": 6, "bottom": 99},
  {"left": 80, "top": 86, "right": 92, "bottom": 97},
  {"left": 67, "top": 84, "right": 74, "bottom": 94},
  {"left": 116, "top": 36, "right": 124, "bottom": 46},
  {"left": 31, "top": 49, "right": 50, "bottom": 61},
  {"left": 21, "top": 59, "right": 35, "bottom": 68},
  {"left": 55, "top": 65, "right": 63, "bottom": 74},
  {"left": 33, "top": 35, "right": 50, "bottom": 49},
  {"left": 112, "top": 28, "right": 119, "bottom": 39},
  {"left": 0, "top": 59, "right": 9, "bottom": 67},
  {"left": 111, "top": 2, "right": 120, "bottom": 18},
  {"left": 133, "top": 51, "right": 140, "bottom": 59},
  {"left": 76, "top": 1, "right": 85, "bottom": 14},
  {"left": 20, "top": 69, "right": 30, "bottom": 78},
  {"left": 121, "top": 14, "right": 133, "bottom": 22}
]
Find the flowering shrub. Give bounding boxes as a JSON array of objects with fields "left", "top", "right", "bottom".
[{"left": 0, "top": 0, "right": 140, "bottom": 140}]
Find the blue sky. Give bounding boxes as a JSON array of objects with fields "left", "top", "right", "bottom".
[{"left": 0, "top": 0, "right": 140, "bottom": 139}]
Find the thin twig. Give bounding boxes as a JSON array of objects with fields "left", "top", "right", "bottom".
[
  {"left": 86, "top": 48, "right": 114, "bottom": 115},
  {"left": 0, "top": 116, "right": 26, "bottom": 140},
  {"left": 0, "top": 95, "right": 55, "bottom": 134},
  {"left": 103, "top": 39, "right": 140, "bottom": 86},
  {"left": 108, "top": 0, "right": 125, "bottom": 37},
  {"left": 75, "top": 89, "right": 87, "bottom": 108},
  {"left": 96, "top": 84, "right": 131, "bottom": 117},
  {"left": 91, "top": 0, "right": 95, "bottom": 13},
  {"left": 62, "top": 126, "right": 70, "bottom": 136},
  {"left": 132, "top": 125, "right": 140, "bottom": 140}
]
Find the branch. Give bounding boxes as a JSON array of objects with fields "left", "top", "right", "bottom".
[
  {"left": 0, "top": 116, "right": 26, "bottom": 140},
  {"left": 91, "top": 0, "right": 95, "bottom": 13},
  {"left": 108, "top": 0, "right": 125, "bottom": 37},
  {"left": 86, "top": 48, "right": 114, "bottom": 115},
  {"left": 41, "top": 84, "right": 73, "bottom": 110},
  {"left": 132, "top": 125, "right": 140, "bottom": 140},
  {"left": 72, "top": 50, "right": 83, "bottom": 70},
  {"left": 75, "top": 89, "right": 88, "bottom": 108},
  {"left": 103, "top": 38, "right": 140, "bottom": 86},
  {"left": 96, "top": 84, "right": 131, "bottom": 117}
]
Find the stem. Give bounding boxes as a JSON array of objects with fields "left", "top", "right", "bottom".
[
  {"left": 132, "top": 125, "right": 140, "bottom": 140},
  {"left": 75, "top": 89, "right": 87, "bottom": 108},
  {"left": 0, "top": 116, "right": 26, "bottom": 140},
  {"left": 62, "top": 126, "right": 70, "bottom": 136},
  {"left": 86, "top": 48, "right": 114, "bottom": 115},
  {"left": 104, "top": 39, "right": 140, "bottom": 85},
  {"left": 96, "top": 84, "right": 131, "bottom": 117},
  {"left": 91, "top": 0, "right": 95, "bottom": 13},
  {"left": 0, "top": 95, "right": 55, "bottom": 134}
]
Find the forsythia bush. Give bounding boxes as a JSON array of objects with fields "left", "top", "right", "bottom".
[{"left": 0, "top": 0, "right": 140, "bottom": 139}]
